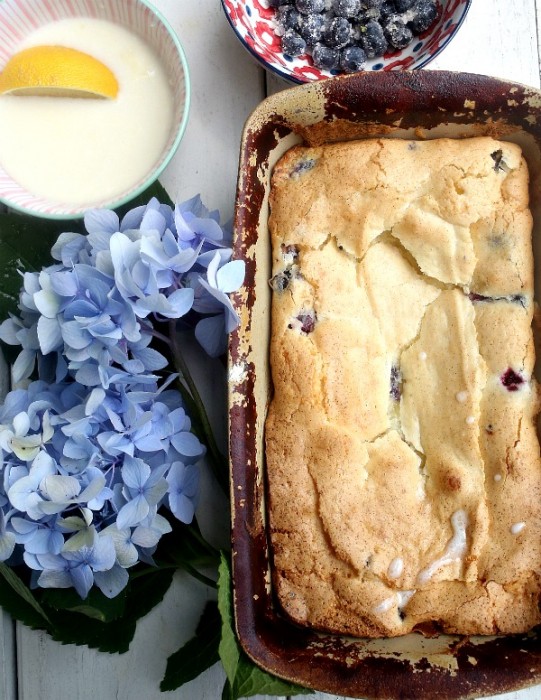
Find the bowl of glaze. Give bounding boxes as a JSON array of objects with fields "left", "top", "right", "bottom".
[
  {"left": 221, "top": 0, "right": 471, "bottom": 83},
  {"left": 0, "top": 0, "right": 190, "bottom": 219}
]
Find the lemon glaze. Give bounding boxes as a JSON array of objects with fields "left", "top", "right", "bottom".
[{"left": 0, "top": 18, "right": 174, "bottom": 206}]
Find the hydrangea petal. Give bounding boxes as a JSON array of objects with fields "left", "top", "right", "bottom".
[
  {"left": 195, "top": 315, "right": 226, "bottom": 358},
  {"left": 37, "top": 316, "right": 63, "bottom": 355},
  {"left": 0, "top": 532, "right": 16, "bottom": 561},
  {"left": 170, "top": 431, "right": 205, "bottom": 460},
  {"left": 12, "top": 349, "right": 36, "bottom": 383},
  {"left": 40, "top": 475, "right": 81, "bottom": 503},
  {"left": 84, "top": 209, "right": 119, "bottom": 235},
  {"left": 116, "top": 495, "right": 149, "bottom": 529},
  {"left": 70, "top": 563, "right": 94, "bottom": 599},
  {"left": 216, "top": 259, "right": 245, "bottom": 294},
  {"left": 38, "top": 568, "right": 72, "bottom": 590},
  {"left": 94, "top": 565, "right": 129, "bottom": 599}
]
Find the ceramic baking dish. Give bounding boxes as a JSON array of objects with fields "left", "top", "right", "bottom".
[{"left": 228, "top": 71, "right": 541, "bottom": 699}]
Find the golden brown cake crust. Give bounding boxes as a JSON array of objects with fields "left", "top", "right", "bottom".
[{"left": 265, "top": 137, "right": 541, "bottom": 638}]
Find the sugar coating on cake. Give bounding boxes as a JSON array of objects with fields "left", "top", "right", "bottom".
[{"left": 266, "top": 137, "right": 541, "bottom": 637}]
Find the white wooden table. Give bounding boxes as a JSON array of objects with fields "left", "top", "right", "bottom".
[{"left": 1, "top": 1, "right": 541, "bottom": 699}]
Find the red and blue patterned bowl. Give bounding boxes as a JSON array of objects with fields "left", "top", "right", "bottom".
[{"left": 221, "top": 0, "right": 472, "bottom": 83}]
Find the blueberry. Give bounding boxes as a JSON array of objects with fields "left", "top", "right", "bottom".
[
  {"left": 379, "top": 1, "right": 398, "bottom": 20},
  {"left": 276, "top": 5, "right": 301, "bottom": 30},
  {"left": 332, "top": 0, "right": 362, "bottom": 17},
  {"left": 297, "top": 13, "right": 325, "bottom": 44},
  {"left": 389, "top": 364, "right": 402, "bottom": 401},
  {"left": 501, "top": 368, "right": 525, "bottom": 392},
  {"left": 360, "top": 0, "right": 384, "bottom": 8},
  {"left": 281, "top": 28, "right": 308, "bottom": 56},
  {"left": 383, "top": 17, "right": 413, "bottom": 48},
  {"left": 324, "top": 16, "right": 352, "bottom": 48},
  {"left": 408, "top": 0, "right": 438, "bottom": 33},
  {"left": 295, "top": 0, "right": 325, "bottom": 14},
  {"left": 359, "top": 19, "right": 388, "bottom": 57},
  {"left": 270, "top": 269, "right": 293, "bottom": 292},
  {"left": 490, "top": 149, "right": 510, "bottom": 173},
  {"left": 297, "top": 311, "right": 316, "bottom": 333},
  {"left": 394, "top": 0, "right": 415, "bottom": 10},
  {"left": 268, "top": 0, "right": 292, "bottom": 6},
  {"left": 340, "top": 44, "right": 367, "bottom": 72},
  {"left": 311, "top": 42, "right": 340, "bottom": 69}
]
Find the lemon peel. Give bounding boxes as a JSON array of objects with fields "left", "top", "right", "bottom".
[{"left": 0, "top": 45, "right": 118, "bottom": 99}]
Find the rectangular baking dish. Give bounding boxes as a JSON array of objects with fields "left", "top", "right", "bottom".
[{"left": 228, "top": 70, "right": 541, "bottom": 700}]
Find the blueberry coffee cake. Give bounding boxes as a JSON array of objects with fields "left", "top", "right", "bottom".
[{"left": 265, "top": 137, "right": 541, "bottom": 637}]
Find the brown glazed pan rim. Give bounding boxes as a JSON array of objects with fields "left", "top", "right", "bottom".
[{"left": 229, "top": 70, "right": 541, "bottom": 700}]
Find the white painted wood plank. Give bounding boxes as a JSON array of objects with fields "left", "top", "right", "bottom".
[
  {"left": 10, "top": 0, "right": 541, "bottom": 700},
  {"left": 156, "top": 0, "right": 266, "bottom": 214},
  {"left": 0, "top": 609, "right": 16, "bottom": 700},
  {"left": 429, "top": 0, "right": 540, "bottom": 87},
  {"left": 13, "top": 1, "right": 275, "bottom": 699}
]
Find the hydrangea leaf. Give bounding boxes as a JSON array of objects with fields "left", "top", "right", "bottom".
[
  {"left": 217, "top": 553, "right": 313, "bottom": 700},
  {"left": 34, "top": 567, "right": 174, "bottom": 652},
  {"left": 0, "top": 213, "right": 84, "bottom": 319},
  {"left": 40, "top": 585, "right": 127, "bottom": 622},
  {"left": 0, "top": 563, "right": 52, "bottom": 627},
  {"left": 217, "top": 552, "right": 240, "bottom": 686},
  {"left": 160, "top": 601, "right": 221, "bottom": 692}
]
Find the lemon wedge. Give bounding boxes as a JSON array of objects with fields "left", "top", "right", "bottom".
[{"left": 0, "top": 45, "right": 118, "bottom": 98}]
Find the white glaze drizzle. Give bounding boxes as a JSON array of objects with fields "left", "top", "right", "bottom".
[
  {"left": 282, "top": 250, "right": 297, "bottom": 266},
  {"left": 416, "top": 510, "right": 468, "bottom": 585},
  {"left": 419, "top": 351, "right": 427, "bottom": 361},
  {"left": 373, "top": 589, "right": 416, "bottom": 615},
  {"left": 465, "top": 415, "right": 475, "bottom": 425},
  {"left": 510, "top": 522, "right": 526, "bottom": 535},
  {"left": 373, "top": 596, "right": 394, "bottom": 614},
  {"left": 455, "top": 391, "right": 469, "bottom": 403},
  {"left": 387, "top": 557, "right": 404, "bottom": 580},
  {"left": 494, "top": 473, "right": 502, "bottom": 482},
  {"left": 396, "top": 590, "right": 415, "bottom": 609}
]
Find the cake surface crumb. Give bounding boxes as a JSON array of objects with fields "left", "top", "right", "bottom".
[{"left": 266, "top": 136, "right": 541, "bottom": 638}]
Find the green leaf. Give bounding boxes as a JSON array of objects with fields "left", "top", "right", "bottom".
[
  {"left": 0, "top": 213, "right": 83, "bottom": 318},
  {"left": 39, "top": 586, "right": 127, "bottom": 623},
  {"left": 231, "top": 656, "right": 313, "bottom": 698},
  {"left": 217, "top": 552, "right": 240, "bottom": 687},
  {"left": 217, "top": 553, "right": 313, "bottom": 700},
  {"left": 39, "top": 568, "right": 174, "bottom": 653},
  {"left": 0, "top": 564, "right": 52, "bottom": 631},
  {"left": 44, "top": 606, "right": 137, "bottom": 653},
  {"left": 114, "top": 179, "right": 173, "bottom": 218},
  {"left": 124, "top": 565, "right": 175, "bottom": 623},
  {"left": 25, "top": 568, "right": 173, "bottom": 653},
  {"left": 160, "top": 601, "right": 221, "bottom": 691}
]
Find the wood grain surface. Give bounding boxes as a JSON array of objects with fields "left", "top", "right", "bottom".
[{"left": 2, "top": 0, "right": 541, "bottom": 699}]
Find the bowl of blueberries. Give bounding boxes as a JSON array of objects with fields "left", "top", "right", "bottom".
[{"left": 221, "top": 0, "right": 471, "bottom": 82}]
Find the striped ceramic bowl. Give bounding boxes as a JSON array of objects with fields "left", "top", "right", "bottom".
[{"left": 0, "top": 0, "right": 189, "bottom": 219}]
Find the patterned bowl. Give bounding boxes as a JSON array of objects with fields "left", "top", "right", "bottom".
[
  {"left": 0, "top": 0, "right": 189, "bottom": 219},
  {"left": 221, "top": 0, "right": 471, "bottom": 83}
]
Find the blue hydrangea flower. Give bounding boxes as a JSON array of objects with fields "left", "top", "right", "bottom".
[{"left": 0, "top": 195, "right": 244, "bottom": 599}]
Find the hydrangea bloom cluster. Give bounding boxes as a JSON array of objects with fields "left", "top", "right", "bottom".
[{"left": 0, "top": 197, "right": 244, "bottom": 599}]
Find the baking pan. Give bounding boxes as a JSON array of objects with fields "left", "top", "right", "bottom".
[{"left": 228, "top": 71, "right": 541, "bottom": 699}]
